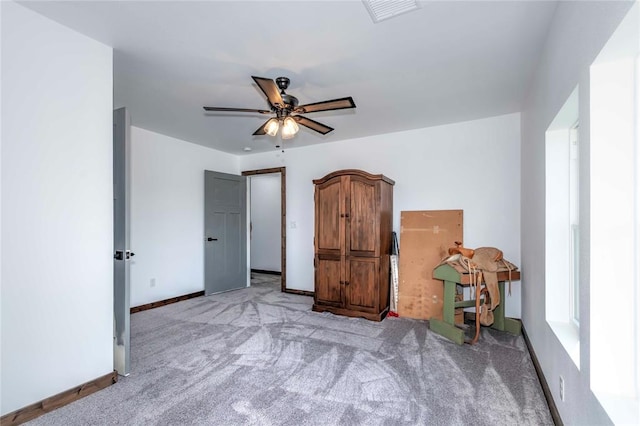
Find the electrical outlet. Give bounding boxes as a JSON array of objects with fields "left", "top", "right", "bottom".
[
  {"left": 150, "top": 278, "right": 156, "bottom": 288},
  {"left": 559, "top": 375, "right": 565, "bottom": 401}
]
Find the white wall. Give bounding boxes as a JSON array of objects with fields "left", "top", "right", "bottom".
[
  {"left": 249, "top": 174, "right": 281, "bottom": 272},
  {"left": 520, "top": 1, "right": 634, "bottom": 424},
  {"left": 130, "top": 126, "right": 240, "bottom": 307},
  {"left": 1, "top": 1, "right": 113, "bottom": 415},
  {"left": 240, "top": 113, "right": 522, "bottom": 317}
]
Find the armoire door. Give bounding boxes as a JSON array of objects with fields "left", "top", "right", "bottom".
[
  {"left": 315, "top": 255, "right": 342, "bottom": 306},
  {"left": 345, "top": 257, "right": 379, "bottom": 312},
  {"left": 347, "top": 177, "right": 378, "bottom": 257},
  {"left": 315, "top": 176, "right": 343, "bottom": 256}
]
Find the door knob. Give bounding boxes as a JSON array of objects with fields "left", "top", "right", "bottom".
[
  {"left": 114, "top": 250, "right": 135, "bottom": 260},
  {"left": 207, "top": 237, "right": 218, "bottom": 241}
]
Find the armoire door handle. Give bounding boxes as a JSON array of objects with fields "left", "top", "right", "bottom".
[{"left": 207, "top": 237, "right": 218, "bottom": 241}]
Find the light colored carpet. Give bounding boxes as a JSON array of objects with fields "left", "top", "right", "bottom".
[{"left": 28, "top": 273, "right": 552, "bottom": 425}]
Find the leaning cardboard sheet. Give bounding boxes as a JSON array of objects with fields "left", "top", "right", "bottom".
[{"left": 438, "top": 243, "right": 518, "bottom": 344}]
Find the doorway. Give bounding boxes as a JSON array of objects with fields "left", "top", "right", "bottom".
[{"left": 242, "top": 167, "right": 287, "bottom": 292}]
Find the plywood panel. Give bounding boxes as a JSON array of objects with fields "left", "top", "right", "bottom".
[{"left": 397, "top": 210, "right": 463, "bottom": 320}]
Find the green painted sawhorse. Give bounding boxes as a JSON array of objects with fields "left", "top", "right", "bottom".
[{"left": 430, "top": 263, "right": 521, "bottom": 344}]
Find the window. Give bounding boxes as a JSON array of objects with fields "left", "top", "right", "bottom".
[
  {"left": 589, "top": 2, "right": 639, "bottom": 423},
  {"left": 545, "top": 86, "right": 580, "bottom": 368},
  {"left": 569, "top": 123, "right": 580, "bottom": 326}
]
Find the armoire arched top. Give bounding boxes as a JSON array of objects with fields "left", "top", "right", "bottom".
[{"left": 312, "top": 169, "right": 395, "bottom": 186}]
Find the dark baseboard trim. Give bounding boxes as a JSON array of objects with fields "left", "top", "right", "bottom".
[
  {"left": 284, "top": 288, "right": 314, "bottom": 297},
  {"left": 1, "top": 370, "right": 117, "bottom": 426},
  {"left": 522, "top": 325, "right": 563, "bottom": 426},
  {"left": 131, "top": 291, "right": 205, "bottom": 314},
  {"left": 251, "top": 269, "right": 282, "bottom": 276}
]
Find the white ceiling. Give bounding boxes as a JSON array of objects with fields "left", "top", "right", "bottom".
[{"left": 20, "top": 1, "right": 558, "bottom": 155}]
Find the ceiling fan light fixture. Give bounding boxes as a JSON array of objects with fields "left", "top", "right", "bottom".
[
  {"left": 281, "top": 117, "right": 299, "bottom": 139},
  {"left": 264, "top": 118, "right": 279, "bottom": 136}
]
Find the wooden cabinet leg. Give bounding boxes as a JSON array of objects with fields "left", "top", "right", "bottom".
[
  {"left": 492, "top": 281, "right": 506, "bottom": 331},
  {"left": 429, "top": 280, "right": 465, "bottom": 344},
  {"left": 442, "top": 280, "right": 456, "bottom": 324},
  {"left": 430, "top": 319, "right": 465, "bottom": 345},
  {"left": 491, "top": 281, "right": 521, "bottom": 335}
]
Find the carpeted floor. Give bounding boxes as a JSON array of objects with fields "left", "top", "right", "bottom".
[{"left": 28, "top": 273, "right": 552, "bottom": 425}]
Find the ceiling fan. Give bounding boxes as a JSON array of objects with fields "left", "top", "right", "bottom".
[{"left": 203, "top": 76, "right": 356, "bottom": 139}]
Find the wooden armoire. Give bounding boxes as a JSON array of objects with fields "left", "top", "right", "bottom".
[{"left": 312, "top": 169, "right": 394, "bottom": 321}]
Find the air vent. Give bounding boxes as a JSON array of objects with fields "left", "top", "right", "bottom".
[{"left": 363, "top": 0, "right": 420, "bottom": 23}]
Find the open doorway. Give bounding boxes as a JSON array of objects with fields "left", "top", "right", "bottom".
[{"left": 242, "top": 167, "right": 287, "bottom": 292}]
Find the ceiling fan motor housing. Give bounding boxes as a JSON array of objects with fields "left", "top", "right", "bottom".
[
  {"left": 280, "top": 94, "right": 298, "bottom": 111},
  {"left": 275, "top": 77, "right": 290, "bottom": 92}
]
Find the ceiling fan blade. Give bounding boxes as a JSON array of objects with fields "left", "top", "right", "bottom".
[
  {"left": 252, "top": 119, "right": 271, "bottom": 136},
  {"left": 293, "top": 115, "right": 334, "bottom": 135},
  {"left": 294, "top": 96, "right": 356, "bottom": 114},
  {"left": 252, "top": 76, "right": 284, "bottom": 108},
  {"left": 203, "top": 106, "right": 271, "bottom": 114}
]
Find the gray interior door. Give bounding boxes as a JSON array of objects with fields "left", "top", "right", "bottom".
[
  {"left": 204, "top": 170, "right": 247, "bottom": 295},
  {"left": 113, "top": 107, "right": 131, "bottom": 376}
]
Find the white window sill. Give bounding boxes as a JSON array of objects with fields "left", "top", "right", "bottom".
[
  {"left": 549, "top": 320, "right": 580, "bottom": 369},
  {"left": 594, "top": 391, "right": 640, "bottom": 426}
]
